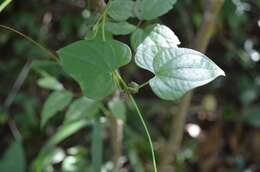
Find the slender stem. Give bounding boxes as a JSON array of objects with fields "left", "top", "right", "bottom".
[
  {"left": 0, "top": 25, "right": 58, "bottom": 61},
  {"left": 128, "top": 94, "right": 158, "bottom": 172},
  {"left": 138, "top": 80, "right": 150, "bottom": 89},
  {"left": 93, "top": 0, "right": 112, "bottom": 38},
  {"left": 114, "top": 71, "right": 158, "bottom": 172}
]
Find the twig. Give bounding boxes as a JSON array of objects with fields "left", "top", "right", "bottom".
[
  {"left": 101, "top": 103, "right": 124, "bottom": 172},
  {"left": 159, "top": 0, "right": 224, "bottom": 171}
]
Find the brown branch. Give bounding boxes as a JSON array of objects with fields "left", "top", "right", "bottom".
[
  {"left": 108, "top": 116, "right": 124, "bottom": 172},
  {"left": 88, "top": 0, "right": 106, "bottom": 12},
  {"left": 159, "top": 0, "right": 224, "bottom": 171}
]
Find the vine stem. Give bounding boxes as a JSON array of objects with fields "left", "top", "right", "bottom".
[
  {"left": 0, "top": 25, "right": 58, "bottom": 61},
  {"left": 138, "top": 80, "right": 150, "bottom": 89},
  {"left": 114, "top": 71, "right": 158, "bottom": 172}
]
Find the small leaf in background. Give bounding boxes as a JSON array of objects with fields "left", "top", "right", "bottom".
[
  {"left": 45, "top": 120, "right": 89, "bottom": 149},
  {"left": 91, "top": 120, "right": 103, "bottom": 172},
  {"left": 243, "top": 107, "right": 260, "bottom": 127},
  {"left": 108, "top": 98, "right": 126, "bottom": 121},
  {"left": 58, "top": 40, "right": 131, "bottom": 100},
  {"left": 108, "top": 0, "right": 135, "bottom": 21},
  {"left": 31, "top": 60, "right": 63, "bottom": 77},
  {"left": 135, "top": 24, "right": 225, "bottom": 100},
  {"left": 105, "top": 21, "right": 137, "bottom": 35},
  {"left": 37, "top": 76, "right": 64, "bottom": 91},
  {"left": 0, "top": 141, "right": 25, "bottom": 172},
  {"left": 134, "top": 0, "right": 177, "bottom": 20},
  {"left": 64, "top": 97, "right": 100, "bottom": 124},
  {"left": 41, "top": 90, "right": 73, "bottom": 127},
  {"left": 34, "top": 120, "right": 89, "bottom": 172}
]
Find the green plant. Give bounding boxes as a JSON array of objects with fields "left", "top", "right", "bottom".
[{"left": 1, "top": 0, "right": 225, "bottom": 171}]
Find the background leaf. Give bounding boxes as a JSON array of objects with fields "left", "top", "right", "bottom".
[
  {"left": 134, "top": 0, "right": 177, "bottom": 20},
  {"left": 58, "top": 40, "right": 132, "bottom": 100},
  {"left": 64, "top": 97, "right": 100, "bottom": 124},
  {"left": 0, "top": 141, "right": 25, "bottom": 172},
  {"left": 108, "top": 0, "right": 135, "bottom": 21},
  {"left": 41, "top": 90, "right": 72, "bottom": 127},
  {"left": 37, "top": 76, "right": 64, "bottom": 91},
  {"left": 105, "top": 21, "right": 137, "bottom": 35}
]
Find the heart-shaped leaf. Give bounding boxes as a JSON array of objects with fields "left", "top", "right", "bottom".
[
  {"left": 58, "top": 40, "right": 131, "bottom": 100},
  {"left": 135, "top": 24, "right": 225, "bottom": 100}
]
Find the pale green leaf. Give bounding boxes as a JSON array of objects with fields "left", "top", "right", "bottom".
[
  {"left": 108, "top": 0, "right": 135, "bottom": 21},
  {"left": 135, "top": 24, "right": 225, "bottom": 100},
  {"left": 134, "top": 0, "right": 177, "bottom": 20},
  {"left": 64, "top": 97, "right": 100, "bottom": 124},
  {"left": 143, "top": 48, "right": 225, "bottom": 100},
  {"left": 37, "top": 76, "right": 64, "bottom": 91},
  {"left": 108, "top": 98, "right": 126, "bottom": 121},
  {"left": 135, "top": 24, "right": 180, "bottom": 72},
  {"left": 105, "top": 21, "right": 137, "bottom": 35},
  {"left": 41, "top": 90, "right": 73, "bottom": 127},
  {"left": 0, "top": 141, "right": 25, "bottom": 172},
  {"left": 58, "top": 40, "right": 131, "bottom": 100}
]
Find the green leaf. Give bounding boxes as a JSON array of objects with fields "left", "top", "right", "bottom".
[
  {"left": 148, "top": 48, "right": 225, "bottom": 100},
  {"left": 108, "top": 0, "right": 135, "bottom": 21},
  {"left": 108, "top": 98, "right": 126, "bottom": 121},
  {"left": 41, "top": 90, "right": 73, "bottom": 127},
  {"left": 37, "top": 76, "right": 64, "bottom": 91},
  {"left": 58, "top": 40, "right": 132, "bottom": 100},
  {"left": 34, "top": 120, "right": 89, "bottom": 172},
  {"left": 105, "top": 21, "right": 137, "bottom": 35},
  {"left": 46, "top": 120, "right": 89, "bottom": 148},
  {"left": 64, "top": 97, "right": 100, "bottom": 124},
  {"left": 135, "top": 24, "right": 225, "bottom": 100},
  {"left": 0, "top": 141, "right": 25, "bottom": 172},
  {"left": 85, "top": 27, "right": 113, "bottom": 41},
  {"left": 134, "top": 0, "right": 177, "bottom": 20}
]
